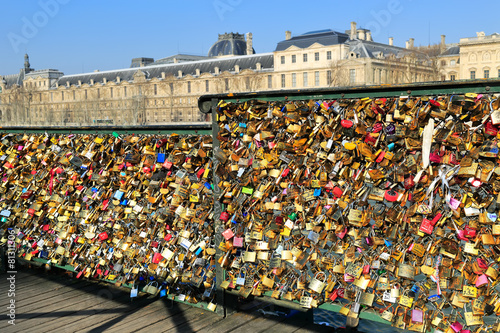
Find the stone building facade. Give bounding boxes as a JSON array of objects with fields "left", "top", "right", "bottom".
[
  {"left": 438, "top": 32, "right": 500, "bottom": 81},
  {"left": 0, "top": 23, "right": 483, "bottom": 126}
]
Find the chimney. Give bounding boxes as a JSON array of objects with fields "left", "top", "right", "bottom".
[
  {"left": 178, "top": 70, "right": 183, "bottom": 78},
  {"left": 366, "top": 31, "right": 372, "bottom": 41},
  {"left": 389, "top": 37, "right": 394, "bottom": 46},
  {"left": 440, "top": 35, "right": 446, "bottom": 52},
  {"left": 350, "top": 22, "right": 357, "bottom": 40},
  {"left": 246, "top": 32, "right": 253, "bottom": 55},
  {"left": 285, "top": 31, "right": 291, "bottom": 40},
  {"left": 409, "top": 38, "right": 414, "bottom": 48},
  {"left": 358, "top": 29, "right": 366, "bottom": 41},
  {"left": 405, "top": 40, "right": 410, "bottom": 49},
  {"left": 235, "top": 64, "right": 240, "bottom": 73}
]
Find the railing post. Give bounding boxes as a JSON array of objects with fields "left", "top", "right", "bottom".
[{"left": 211, "top": 98, "right": 227, "bottom": 316}]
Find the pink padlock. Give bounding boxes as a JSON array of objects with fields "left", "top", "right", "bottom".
[
  {"left": 411, "top": 308, "right": 423, "bottom": 323},
  {"left": 336, "top": 227, "right": 347, "bottom": 239},
  {"left": 222, "top": 228, "right": 234, "bottom": 241},
  {"left": 362, "top": 264, "right": 370, "bottom": 275},
  {"left": 450, "top": 321, "right": 463, "bottom": 332},
  {"left": 344, "top": 274, "right": 355, "bottom": 282},
  {"left": 475, "top": 274, "right": 489, "bottom": 287},
  {"left": 233, "top": 236, "right": 243, "bottom": 247}
]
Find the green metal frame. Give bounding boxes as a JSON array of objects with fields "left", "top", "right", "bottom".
[
  {"left": 202, "top": 79, "right": 500, "bottom": 328},
  {"left": 199, "top": 78, "right": 500, "bottom": 107},
  {"left": 0, "top": 123, "right": 212, "bottom": 135}
]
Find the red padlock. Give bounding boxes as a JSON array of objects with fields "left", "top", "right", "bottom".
[
  {"left": 98, "top": 232, "right": 108, "bottom": 241},
  {"left": 419, "top": 218, "right": 434, "bottom": 235},
  {"left": 464, "top": 225, "right": 477, "bottom": 238},
  {"left": 404, "top": 175, "right": 415, "bottom": 189},
  {"left": 220, "top": 212, "right": 230, "bottom": 222},
  {"left": 431, "top": 213, "right": 442, "bottom": 226},
  {"left": 341, "top": 119, "right": 353, "bottom": 128},
  {"left": 152, "top": 252, "right": 163, "bottom": 264},
  {"left": 197, "top": 168, "right": 205, "bottom": 178},
  {"left": 163, "top": 161, "right": 173, "bottom": 169},
  {"left": 485, "top": 121, "right": 498, "bottom": 136},
  {"left": 333, "top": 186, "right": 343, "bottom": 198}
]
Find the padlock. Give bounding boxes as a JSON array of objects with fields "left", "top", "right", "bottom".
[
  {"left": 308, "top": 272, "right": 326, "bottom": 294},
  {"left": 390, "top": 283, "right": 400, "bottom": 298}
]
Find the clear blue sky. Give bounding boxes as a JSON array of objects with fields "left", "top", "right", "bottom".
[{"left": 0, "top": 0, "right": 498, "bottom": 75}]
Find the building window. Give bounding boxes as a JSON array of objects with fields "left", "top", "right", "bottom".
[
  {"left": 154, "top": 84, "right": 157, "bottom": 95},
  {"left": 245, "top": 77, "right": 250, "bottom": 90},
  {"left": 327, "top": 70, "right": 332, "bottom": 85},
  {"left": 61, "top": 92, "right": 64, "bottom": 101},
  {"left": 205, "top": 80, "right": 209, "bottom": 92},
  {"left": 281, "top": 56, "right": 285, "bottom": 64},
  {"left": 51, "top": 93, "right": 53, "bottom": 102},
  {"left": 267, "top": 75, "right": 272, "bottom": 89},
  {"left": 292, "top": 73, "right": 296, "bottom": 87},
  {"left": 85, "top": 90, "right": 87, "bottom": 100},
  {"left": 470, "top": 71, "right": 476, "bottom": 79},
  {"left": 441, "top": 60, "right": 446, "bottom": 66},
  {"left": 303, "top": 72, "right": 308, "bottom": 87},
  {"left": 124, "top": 87, "right": 127, "bottom": 97},
  {"left": 303, "top": 54, "right": 308, "bottom": 62},
  {"left": 484, "top": 70, "right": 490, "bottom": 79},
  {"left": 450, "top": 74, "right": 456, "bottom": 81},
  {"left": 187, "top": 81, "right": 191, "bottom": 93},
  {"left": 73, "top": 91, "right": 75, "bottom": 100},
  {"left": 97, "top": 89, "right": 100, "bottom": 98},
  {"left": 225, "top": 78, "right": 229, "bottom": 91},
  {"left": 349, "top": 69, "right": 356, "bottom": 84},
  {"left": 292, "top": 55, "right": 296, "bottom": 63},
  {"left": 110, "top": 87, "right": 113, "bottom": 98},
  {"left": 281, "top": 74, "right": 286, "bottom": 88},
  {"left": 315, "top": 71, "right": 320, "bottom": 86},
  {"left": 450, "top": 60, "right": 456, "bottom": 66},
  {"left": 39, "top": 94, "right": 42, "bottom": 102},
  {"left": 327, "top": 51, "right": 332, "bottom": 60},
  {"left": 315, "top": 52, "right": 319, "bottom": 61},
  {"left": 169, "top": 83, "right": 174, "bottom": 93}
]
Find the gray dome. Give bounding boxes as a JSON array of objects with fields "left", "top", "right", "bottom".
[{"left": 208, "top": 33, "right": 255, "bottom": 57}]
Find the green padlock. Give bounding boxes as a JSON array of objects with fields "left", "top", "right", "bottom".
[
  {"left": 1, "top": 217, "right": 8, "bottom": 223},
  {"left": 288, "top": 212, "right": 297, "bottom": 221}
]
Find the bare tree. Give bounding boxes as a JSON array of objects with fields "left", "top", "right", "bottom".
[
  {"left": 327, "top": 60, "right": 349, "bottom": 87},
  {"left": 6, "top": 84, "right": 36, "bottom": 125},
  {"left": 414, "top": 44, "right": 443, "bottom": 81},
  {"left": 233, "top": 70, "right": 264, "bottom": 92}
]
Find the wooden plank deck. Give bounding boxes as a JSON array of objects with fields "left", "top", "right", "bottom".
[{"left": 0, "top": 269, "right": 335, "bottom": 333}]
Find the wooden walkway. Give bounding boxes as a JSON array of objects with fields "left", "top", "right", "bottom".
[{"left": 0, "top": 269, "right": 335, "bottom": 332}]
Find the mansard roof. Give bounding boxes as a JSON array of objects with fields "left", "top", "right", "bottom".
[{"left": 57, "top": 53, "right": 274, "bottom": 87}]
